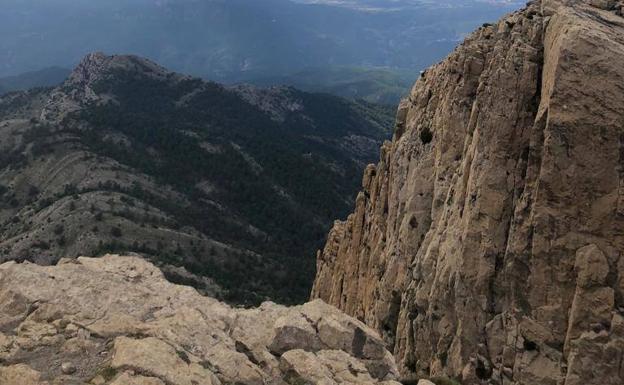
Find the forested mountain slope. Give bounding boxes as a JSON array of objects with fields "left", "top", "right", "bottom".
[{"left": 0, "top": 53, "right": 393, "bottom": 305}]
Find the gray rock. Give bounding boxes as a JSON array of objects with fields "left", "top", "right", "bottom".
[{"left": 60, "top": 361, "right": 76, "bottom": 374}]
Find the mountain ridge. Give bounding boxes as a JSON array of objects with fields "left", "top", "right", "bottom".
[
  {"left": 0, "top": 0, "right": 517, "bottom": 80},
  {"left": 0, "top": 52, "right": 394, "bottom": 305}
]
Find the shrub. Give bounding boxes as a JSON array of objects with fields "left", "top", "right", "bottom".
[
  {"left": 37, "top": 198, "right": 52, "bottom": 210},
  {"left": 176, "top": 350, "right": 190, "bottom": 364},
  {"left": 28, "top": 186, "right": 40, "bottom": 197},
  {"left": 33, "top": 240, "right": 50, "bottom": 250},
  {"left": 53, "top": 224, "right": 64, "bottom": 235},
  {"left": 111, "top": 226, "right": 123, "bottom": 237},
  {"left": 63, "top": 184, "right": 78, "bottom": 195}
]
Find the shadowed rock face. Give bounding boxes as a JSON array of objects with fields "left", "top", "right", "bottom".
[
  {"left": 0, "top": 254, "right": 401, "bottom": 385},
  {"left": 312, "top": 0, "right": 624, "bottom": 384}
]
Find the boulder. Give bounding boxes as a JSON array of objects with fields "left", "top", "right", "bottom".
[
  {"left": 280, "top": 349, "right": 336, "bottom": 385},
  {"left": 0, "top": 364, "right": 45, "bottom": 385},
  {"left": 0, "top": 255, "right": 399, "bottom": 385},
  {"left": 110, "top": 336, "right": 219, "bottom": 385}
]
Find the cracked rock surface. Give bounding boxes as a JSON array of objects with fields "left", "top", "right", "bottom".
[
  {"left": 312, "top": 0, "right": 624, "bottom": 384},
  {"left": 0, "top": 254, "right": 401, "bottom": 385}
]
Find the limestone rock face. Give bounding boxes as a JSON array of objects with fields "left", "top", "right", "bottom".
[
  {"left": 312, "top": 1, "right": 624, "bottom": 384},
  {"left": 0, "top": 255, "right": 400, "bottom": 385}
]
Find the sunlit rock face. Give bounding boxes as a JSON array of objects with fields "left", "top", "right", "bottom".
[
  {"left": 0, "top": 254, "right": 401, "bottom": 385},
  {"left": 312, "top": 0, "right": 624, "bottom": 384}
]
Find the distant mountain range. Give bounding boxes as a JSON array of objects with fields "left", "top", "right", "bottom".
[
  {"left": 244, "top": 66, "right": 415, "bottom": 105},
  {"left": 0, "top": 67, "right": 70, "bottom": 95},
  {"left": 0, "top": 65, "right": 411, "bottom": 105},
  {"left": 293, "top": 0, "right": 524, "bottom": 11},
  {"left": 1, "top": 0, "right": 518, "bottom": 83}
]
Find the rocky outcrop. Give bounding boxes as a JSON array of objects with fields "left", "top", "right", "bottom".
[
  {"left": 312, "top": 0, "right": 624, "bottom": 384},
  {"left": 41, "top": 53, "right": 184, "bottom": 123},
  {"left": 0, "top": 254, "right": 401, "bottom": 385}
]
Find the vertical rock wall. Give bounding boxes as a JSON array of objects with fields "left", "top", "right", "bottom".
[{"left": 312, "top": 1, "right": 624, "bottom": 384}]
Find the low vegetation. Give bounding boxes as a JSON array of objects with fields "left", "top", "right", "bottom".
[{"left": 0, "top": 60, "right": 394, "bottom": 305}]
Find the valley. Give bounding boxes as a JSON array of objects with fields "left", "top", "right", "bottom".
[
  {"left": 0, "top": 0, "right": 517, "bottom": 93},
  {"left": 0, "top": 53, "right": 393, "bottom": 305}
]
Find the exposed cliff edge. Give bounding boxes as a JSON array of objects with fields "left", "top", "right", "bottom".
[
  {"left": 0, "top": 254, "right": 401, "bottom": 385},
  {"left": 312, "top": 0, "right": 624, "bottom": 384}
]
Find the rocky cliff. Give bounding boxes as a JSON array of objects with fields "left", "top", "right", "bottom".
[
  {"left": 0, "top": 254, "right": 402, "bottom": 385},
  {"left": 312, "top": 0, "right": 624, "bottom": 384}
]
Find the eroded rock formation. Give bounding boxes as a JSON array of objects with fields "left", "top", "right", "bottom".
[
  {"left": 312, "top": 0, "right": 624, "bottom": 384},
  {"left": 0, "top": 255, "right": 400, "bottom": 385}
]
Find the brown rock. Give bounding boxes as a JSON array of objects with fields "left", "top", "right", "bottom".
[
  {"left": 0, "top": 364, "right": 46, "bottom": 385},
  {"left": 110, "top": 336, "right": 219, "bottom": 385},
  {"left": 269, "top": 308, "right": 323, "bottom": 355},
  {"left": 0, "top": 255, "right": 398, "bottom": 385},
  {"left": 312, "top": 0, "right": 624, "bottom": 384},
  {"left": 574, "top": 244, "right": 610, "bottom": 289},
  {"left": 279, "top": 349, "right": 336, "bottom": 385},
  {"left": 109, "top": 372, "right": 166, "bottom": 385}
]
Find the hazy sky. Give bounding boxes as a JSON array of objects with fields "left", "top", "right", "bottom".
[{"left": 0, "top": 0, "right": 520, "bottom": 79}]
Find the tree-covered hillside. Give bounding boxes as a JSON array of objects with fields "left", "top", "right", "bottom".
[{"left": 0, "top": 54, "right": 394, "bottom": 305}]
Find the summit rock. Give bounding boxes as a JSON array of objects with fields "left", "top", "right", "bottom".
[{"left": 312, "top": 1, "right": 624, "bottom": 384}]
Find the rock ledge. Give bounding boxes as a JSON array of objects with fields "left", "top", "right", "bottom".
[{"left": 0, "top": 254, "right": 400, "bottom": 385}]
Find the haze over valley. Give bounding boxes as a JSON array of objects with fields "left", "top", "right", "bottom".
[{"left": 1, "top": 0, "right": 519, "bottom": 103}]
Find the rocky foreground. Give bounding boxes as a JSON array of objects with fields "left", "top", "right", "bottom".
[{"left": 0, "top": 254, "right": 401, "bottom": 385}]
